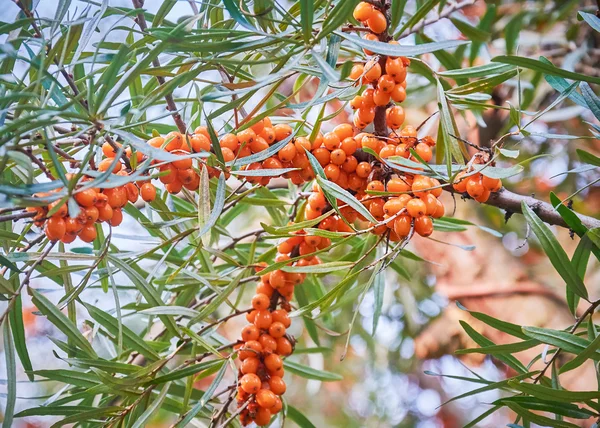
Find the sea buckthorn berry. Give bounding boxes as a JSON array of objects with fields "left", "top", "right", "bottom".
[
  {"left": 95, "top": 193, "right": 108, "bottom": 208},
  {"left": 414, "top": 215, "right": 433, "bottom": 237},
  {"left": 361, "top": 135, "right": 380, "bottom": 152},
  {"left": 172, "top": 152, "right": 192, "bottom": 170},
  {"left": 126, "top": 183, "right": 139, "bottom": 203},
  {"left": 323, "top": 132, "right": 340, "bottom": 151},
  {"left": 430, "top": 178, "right": 443, "bottom": 198},
  {"left": 277, "top": 240, "right": 294, "bottom": 254},
  {"left": 453, "top": 171, "right": 468, "bottom": 193},
  {"left": 110, "top": 208, "right": 123, "bottom": 226},
  {"left": 256, "top": 389, "right": 278, "bottom": 410},
  {"left": 294, "top": 137, "right": 311, "bottom": 152},
  {"left": 239, "top": 340, "right": 262, "bottom": 360},
  {"left": 379, "top": 144, "right": 396, "bottom": 158},
  {"left": 45, "top": 217, "right": 66, "bottom": 241},
  {"left": 269, "top": 376, "right": 286, "bottom": 395},
  {"left": 367, "top": 9, "right": 387, "bottom": 33},
  {"left": 262, "top": 157, "right": 283, "bottom": 170},
  {"left": 268, "top": 322, "right": 286, "bottom": 338},
  {"left": 386, "top": 57, "right": 407, "bottom": 83},
  {"left": 475, "top": 188, "right": 491, "bottom": 203},
  {"left": 386, "top": 106, "right": 405, "bottom": 129},
  {"left": 383, "top": 198, "right": 405, "bottom": 215},
  {"left": 271, "top": 309, "right": 291, "bottom": 328},
  {"left": 367, "top": 180, "right": 384, "bottom": 192},
  {"left": 369, "top": 198, "right": 385, "bottom": 217},
  {"left": 140, "top": 183, "right": 156, "bottom": 202},
  {"left": 159, "top": 164, "right": 177, "bottom": 184},
  {"left": 319, "top": 216, "right": 337, "bottom": 231},
  {"left": 373, "top": 88, "right": 391, "bottom": 107},
  {"left": 194, "top": 126, "right": 210, "bottom": 139},
  {"left": 264, "top": 354, "right": 283, "bottom": 372},
  {"left": 248, "top": 136, "right": 268, "bottom": 154},
  {"left": 278, "top": 142, "right": 297, "bottom": 162},
  {"left": 308, "top": 191, "right": 327, "bottom": 211},
  {"left": 312, "top": 148, "right": 331, "bottom": 167},
  {"left": 240, "top": 373, "right": 261, "bottom": 394},
  {"left": 362, "top": 33, "right": 379, "bottom": 55},
  {"left": 241, "top": 324, "right": 260, "bottom": 342},
  {"left": 412, "top": 176, "right": 432, "bottom": 197},
  {"left": 324, "top": 164, "right": 341, "bottom": 181},
  {"left": 342, "top": 155, "right": 358, "bottom": 173},
  {"left": 299, "top": 241, "right": 316, "bottom": 256},
  {"left": 333, "top": 123, "right": 354, "bottom": 141},
  {"left": 340, "top": 137, "right": 357, "bottom": 155},
  {"left": 271, "top": 396, "right": 283, "bottom": 414},
  {"left": 165, "top": 180, "right": 183, "bottom": 194},
  {"left": 75, "top": 189, "right": 98, "bottom": 207},
  {"left": 304, "top": 235, "right": 321, "bottom": 247},
  {"left": 422, "top": 136, "right": 436, "bottom": 147},
  {"left": 246, "top": 310, "right": 258, "bottom": 323},
  {"left": 102, "top": 142, "right": 119, "bottom": 158},
  {"left": 260, "top": 127, "right": 276, "bottom": 145},
  {"left": 364, "top": 60, "right": 382, "bottom": 82},
  {"left": 254, "top": 310, "right": 273, "bottom": 329},
  {"left": 254, "top": 407, "right": 271, "bottom": 426},
  {"left": 256, "top": 281, "right": 275, "bottom": 297},
  {"left": 350, "top": 96, "right": 364, "bottom": 110},
  {"left": 466, "top": 174, "right": 485, "bottom": 199},
  {"left": 274, "top": 124, "right": 293, "bottom": 141},
  {"left": 48, "top": 200, "right": 68, "bottom": 218},
  {"left": 353, "top": 1, "right": 374, "bottom": 21},
  {"left": 65, "top": 217, "right": 83, "bottom": 234},
  {"left": 378, "top": 75, "right": 396, "bottom": 93},
  {"left": 148, "top": 136, "right": 165, "bottom": 148},
  {"left": 357, "top": 107, "right": 376, "bottom": 125},
  {"left": 252, "top": 294, "right": 271, "bottom": 311},
  {"left": 407, "top": 198, "right": 426, "bottom": 217},
  {"left": 423, "top": 194, "right": 439, "bottom": 216},
  {"left": 391, "top": 84, "right": 407, "bottom": 102},
  {"left": 259, "top": 334, "right": 278, "bottom": 352},
  {"left": 387, "top": 178, "right": 410, "bottom": 193},
  {"left": 190, "top": 134, "right": 211, "bottom": 152},
  {"left": 395, "top": 143, "right": 410, "bottom": 158},
  {"left": 165, "top": 132, "right": 183, "bottom": 151},
  {"left": 433, "top": 199, "right": 445, "bottom": 218},
  {"left": 84, "top": 206, "right": 99, "bottom": 224},
  {"left": 237, "top": 129, "right": 256, "bottom": 147},
  {"left": 394, "top": 215, "right": 412, "bottom": 237},
  {"left": 415, "top": 142, "right": 432, "bottom": 162},
  {"left": 241, "top": 357, "right": 260, "bottom": 375},
  {"left": 349, "top": 63, "right": 365, "bottom": 80},
  {"left": 270, "top": 270, "right": 286, "bottom": 289},
  {"left": 482, "top": 175, "right": 502, "bottom": 192},
  {"left": 330, "top": 149, "right": 347, "bottom": 166},
  {"left": 78, "top": 224, "right": 97, "bottom": 242},
  {"left": 356, "top": 162, "right": 372, "bottom": 178},
  {"left": 222, "top": 147, "right": 236, "bottom": 162}
]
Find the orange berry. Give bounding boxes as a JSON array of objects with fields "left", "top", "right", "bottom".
[
  {"left": 333, "top": 124, "right": 354, "bottom": 141},
  {"left": 378, "top": 75, "right": 396, "bottom": 93},
  {"left": 466, "top": 174, "right": 485, "bottom": 199},
  {"left": 386, "top": 106, "right": 405, "bottom": 129},
  {"left": 349, "top": 63, "right": 365, "bottom": 80},
  {"left": 312, "top": 147, "right": 331, "bottom": 166},
  {"left": 269, "top": 376, "right": 286, "bottom": 395},
  {"left": 241, "top": 357, "right": 260, "bottom": 374},
  {"left": 75, "top": 189, "right": 98, "bottom": 207},
  {"left": 322, "top": 132, "right": 340, "bottom": 151},
  {"left": 367, "top": 9, "right": 387, "bottom": 33},
  {"left": 165, "top": 132, "right": 183, "bottom": 152},
  {"left": 252, "top": 294, "right": 271, "bottom": 311},
  {"left": 260, "top": 127, "right": 276, "bottom": 145},
  {"left": 140, "top": 183, "right": 156, "bottom": 202},
  {"left": 78, "top": 224, "right": 97, "bottom": 242},
  {"left": 102, "top": 142, "right": 119, "bottom": 158},
  {"left": 254, "top": 407, "right": 271, "bottom": 426},
  {"left": 453, "top": 171, "right": 468, "bottom": 193},
  {"left": 273, "top": 124, "right": 293, "bottom": 141},
  {"left": 264, "top": 354, "right": 283, "bottom": 372},
  {"left": 364, "top": 60, "right": 382, "bottom": 82},
  {"left": 391, "top": 84, "right": 407, "bottom": 102},
  {"left": 379, "top": 144, "right": 396, "bottom": 158},
  {"left": 362, "top": 33, "right": 379, "bottom": 55},
  {"left": 294, "top": 137, "right": 311, "bottom": 152},
  {"left": 262, "top": 157, "right": 283, "bottom": 170},
  {"left": 249, "top": 136, "right": 269, "bottom": 154},
  {"left": 414, "top": 215, "right": 433, "bottom": 237},
  {"left": 407, "top": 198, "right": 426, "bottom": 217},
  {"left": 330, "top": 149, "right": 347, "bottom": 166},
  {"left": 269, "top": 322, "right": 286, "bottom": 339},
  {"left": 369, "top": 198, "right": 385, "bottom": 217},
  {"left": 259, "top": 334, "right": 278, "bottom": 352},
  {"left": 221, "top": 147, "right": 235, "bottom": 162},
  {"left": 278, "top": 142, "right": 297, "bottom": 162},
  {"left": 220, "top": 133, "right": 238, "bottom": 152},
  {"left": 241, "top": 324, "right": 260, "bottom": 342},
  {"left": 430, "top": 178, "right": 443, "bottom": 197},
  {"left": 190, "top": 134, "right": 211, "bottom": 152},
  {"left": 238, "top": 340, "right": 262, "bottom": 360},
  {"left": 342, "top": 155, "right": 358, "bottom": 173},
  {"left": 159, "top": 164, "right": 177, "bottom": 184},
  {"left": 110, "top": 208, "right": 123, "bottom": 226},
  {"left": 240, "top": 373, "right": 261, "bottom": 394},
  {"left": 387, "top": 177, "right": 410, "bottom": 193},
  {"left": 65, "top": 217, "right": 83, "bottom": 234},
  {"left": 367, "top": 180, "right": 384, "bottom": 192},
  {"left": 357, "top": 107, "right": 376, "bottom": 125},
  {"left": 432, "top": 199, "right": 445, "bottom": 218},
  {"left": 98, "top": 158, "right": 122, "bottom": 173},
  {"left": 353, "top": 2, "right": 374, "bottom": 21},
  {"left": 393, "top": 215, "right": 412, "bottom": 237},
  {"left": 385, "top": 57, "right": 407, "bottom": 82},
  {"left": 271, "top": 309, "right": 291, "bottom": 328},
  {"left": 356, "top": 162, "right": 372, "bottom": 178},
  {"left": 324, "top": 164, "right": 341, "bottom": 181},
  {"left": 414, "top": 142, "right": 432, "bottom": 162},
  {"left": 172, "top": 152, "right": 192, "bottom": 170},
  {"left": 256, "top": 282, "right": 275, "bottom": 297},
  {"left": 237, "top": 129, "right": 256, "bottom": 147},
  {"left": 45, "top": 217, "right": 66, "bottom": 241},
  {"left": 383, "top": 198, "right": 405, "bottom": 215},
  {"left": 373, "top": 88, "right": 391, "bottom": 107},
  {"left": 125, "top": 182, "right": 139, "bottom": 203},
  {"left": 256, "top": 389, "right": 278, "bottom": 409},
  {"left": 254, "top": 310, "right": 273, "bottom": 329},
  {"left": 482, "top": 175, "right": 502, "bottom": 192},
  {"left": 165, "top": 180, "right": 183, "bottom": 194},
  {"left": 148, "top": 136, "right": 165, "bottom": 149},
  {"left": 276, "top": 337, "right": 293, "bottom": 356}
]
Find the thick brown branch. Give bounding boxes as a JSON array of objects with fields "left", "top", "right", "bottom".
[
  {"left": 131, "top": 0, "right": 188, "bottom": 135},
  {"left": 451, "top": 187, "right": 600, "bottom": 230}
]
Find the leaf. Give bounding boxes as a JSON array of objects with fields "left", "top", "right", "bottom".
[
  {"left": 390, "top": 0, "right": 407, "bottom": 31},
  {"left": 560, "top": 329, "right": 600, "bottom": 374},
  {"left": 505, "top": 402, "right": 580, "bottom": 428},
  {"left": 30, "top": 288, "right": 97, "bottom": 357},
  {"left": 318, "top": 0, "right": 360, "bottom": 40},
  {"left": 108, "top": 256, "right": 180, "bottom": 338},
  {"left": 579, "top": 11, "right": 600, "bottom": 32},
  {"left": 282, "top": 261, "right": 354, "bottom": 274},
  {"left": 198, "top": 166, "right": 210, "bottom": 246},
  {"left": 522, "top": 326, "right": 600, "bottom": 359},
  {"left": 521, "top": 202, "right": 588, "bottom": 300},
  {"left": 580, "top": 82, "right": 600, "bottom": 121},
  {"left": 3, "top": 321, "right": 16, "bottom": 428},
  {"left": 189, "top": 271, "right": 244, "bottom": 325},
  {"left": 372, "top": 270, "right": 385, "bottom": 334},
  {"left": 198, "top": 172, "right": 226, "bottom": 239},
  {"left": 222, "top": 0, "right": 257, "bottom": 31},
  {"left": 509, "top": 381, "right": 600, "bottom": 403},
  {"left": 131, "top": 382, "right": 172, "bottom": 428},
  {"left": 577, "top": 148, "right": 600, "bottom": 167},
  {"left": 492, "top": 55, "right": 600, "bottom": 85},
  {"left": 84, "top": 303, "right": 159, "bottom": 360},
  {"left": 448, "top": 69, "right": 518, "bottom": 95},
  {"left": 450, "top": 17, "right": 490, "bottom": 42},
  {"left": 286, "top": 405, "right": 317, "bottom": 428},
  {"left": 9, "top": 295, "right": 33, "bottom": 381},
  {"left": 311, "top": 50, "right": 340, "bottom": 82},
  {"left": 174, "top": 362, "right": 227, "bottom": 427},
  {"left": 283, "top": 360, "right": 343, "bottom": 381},
  {"left": 337, "top": 32, "right": 470, "bottom": 57},
  {"left": 438, "top": 63, "right": 514, "bottom": 78},
  {"left": 299, "top": 0, "right": 314, "bottom": 44},
  {"left": 494, "top": 396, "right": 595, "bottom": 419},
  {"left": 140, "top": 306, "right": 200, "bottom": 318},
  {"left": 394, "top": 0, "right": 437, "bottom": 36},
  {"left": 230, "top": 129, "right": 297, "bottom": 167},
  {"left": 317, "top": 175, "right": 376, "bottom": 223}
]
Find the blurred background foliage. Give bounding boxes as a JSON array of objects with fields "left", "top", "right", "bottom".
[{"left": 0, "top": 0, "right": 599, "bottom": 427}]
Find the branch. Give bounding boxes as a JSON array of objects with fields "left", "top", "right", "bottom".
[
  {"left": 451, "top": 187, "right": 600, "bottom": 230},
  {"left": 131, "top": 0, "right": 188, "bottom": 135}
]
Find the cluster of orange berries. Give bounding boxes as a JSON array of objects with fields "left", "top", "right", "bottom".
[
  {"left": 353, "top": 1, "right": 388, "bottom": 34},
  {"left": 303, "top": 125, "right": 444, "bottom": 239},
  {"left": 453, "top": 170, "right": 502, "bottom": 203},
  {"left": 236, "top": 234, "right": 323, "bottom": 426},
  {"left": 28, "top": 173, "right": 156, "bottom": 243}
]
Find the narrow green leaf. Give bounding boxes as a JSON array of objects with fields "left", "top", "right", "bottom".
[
  {"left": 338, "top": 32, "right": 469, "bottom": 57},
  {"left": 131, "top": 382, "right": 172, "bottom": 428},
  {"left": 522, "top": 326, "right": 600, "bottom": 359},
  {"left": 286, "top": 405, "right": 317, "bottom": 428},
  {"left": 299, "top": 0, "right": 314, "bottom": 44},
  {"left": 2, "top": 321, "right": 16, "bottom": 428},
  {"left": 282, "top": 261, "right": 354, "bottom": 274},
  {"left": 317, "top": 175, "right": 376, "bottom": 223},
  {"left": 284, "top": 360, "right": 343, "bottom": 381},
  {"left": 492, "top": 55, "right": 600, "bottom": 85}
]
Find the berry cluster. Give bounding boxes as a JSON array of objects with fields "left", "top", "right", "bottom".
[
  {"left": 236, "top": 235, "right": 323, "bottom": 426},
  {"left": 453, "top": 170, "right": 502, "bottom": 203},
  {"left": 28, "top": 171, "right": 156, "bottom": 243}
]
